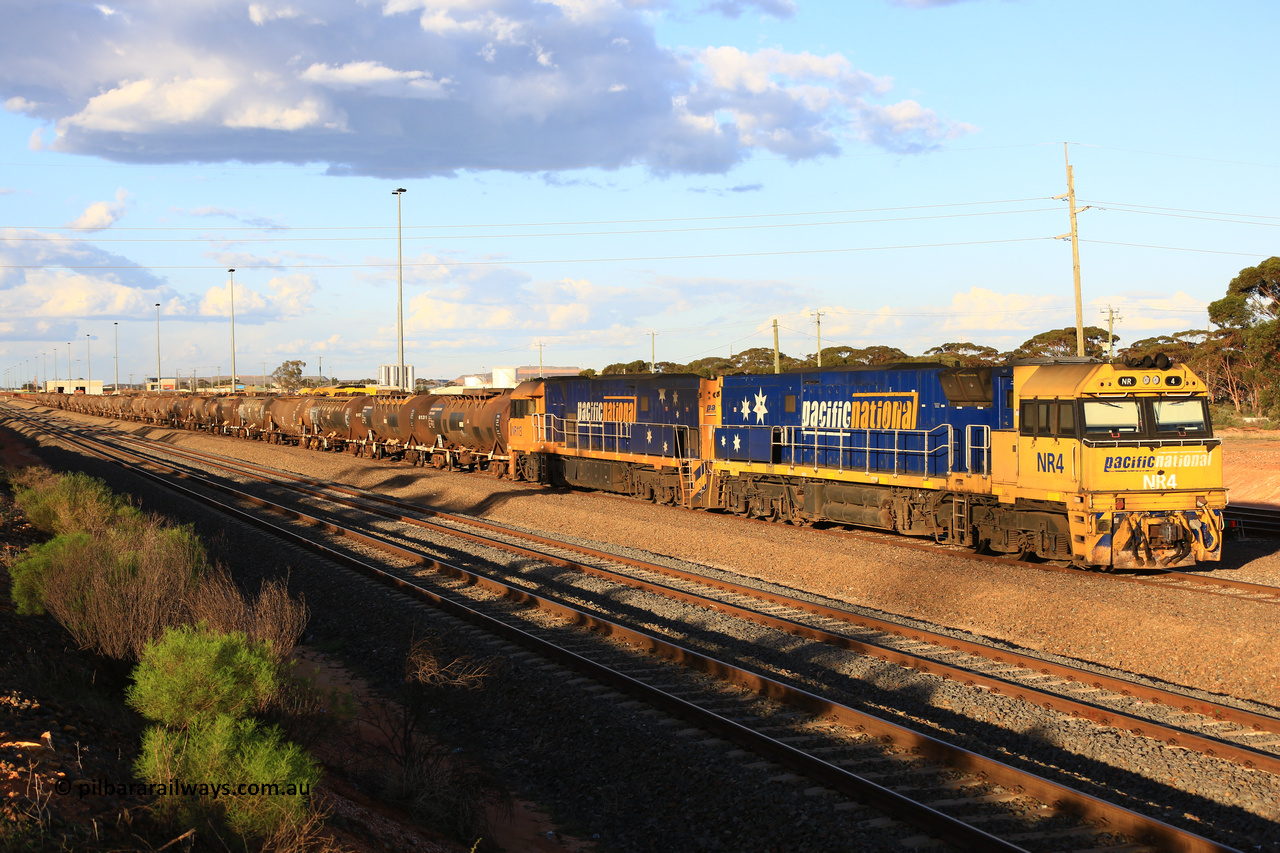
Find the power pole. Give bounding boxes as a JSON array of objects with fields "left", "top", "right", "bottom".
[
  {"left": 1100, "top": 305, "right": 1123, "bottom": 358},
  {"left": 1055, "top": 144, "right": 1091, "bottom": 357},
  {"left": 649, "top": 331, "right": 658, "bottom": 373},
  {"left": 772, "top": 319, "right": 781, "bottom": 374},
  {"left": 536, "top": 341, "right": 544, "bottom": 378},
  {"left": 812, "top": 310, "right": 825, "bottom": 367}
]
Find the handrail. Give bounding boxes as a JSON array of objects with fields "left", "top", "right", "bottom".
[
  {"left": 756, "top": 423, "right": 957, "bottom": 477},
  {"left": 532, "top": 413, "right": 696, "bottom": 460}
]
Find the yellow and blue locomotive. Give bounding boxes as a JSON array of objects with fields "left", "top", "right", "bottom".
[{"left": 507, "top": 357, "right": 1225, "bottom": 570}]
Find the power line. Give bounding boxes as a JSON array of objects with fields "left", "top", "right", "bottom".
[
  {"left": 0, "top": 236, "right": 1056, "bottom": 271},
  {"left": 1086, "top": 207, "right": 1280, "bottom": 229},
  {"left": 3, "top": 197, "right": 1053, "bottom": 233},
  {"left": 1079, "top": 200, "right": 1280, "bottom": 221},
  {"left": 1080, "top": 239, "right": 1269, "bottom": 258},
  {"left": 0, "top": 207, "right": 1061, "bottom": 244}
]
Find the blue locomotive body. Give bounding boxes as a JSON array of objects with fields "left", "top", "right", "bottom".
[
  {"left": 715, "top": 364, "right": 1014, "bottom": 477},
  {"left": 536, "top": 373, "right": 705, "bottom": 459}
]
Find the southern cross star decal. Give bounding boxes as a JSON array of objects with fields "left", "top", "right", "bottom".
[
  {"left": 720, "top": 435, "right": 726, "bottom": 447},
  {"left": 733, "top": 434, "right": 742, "bottom": 452},
  {"left": 672, "top": 390, "right": 679, "bottom": 406},
  {"left": 658, "top": 388, "right": 666, "bottom": 404},
  {"left": 662, "top": 440, "right": 669, "bottom": 454},
  {"left": 741, "top": 396, "right": 750, "bottom": 422},
  {"left": 753, "top": 389, "right": 769, "bottom": 424},
  {"left": 646, "top": 428, "right": 653, "bottom": 444}
]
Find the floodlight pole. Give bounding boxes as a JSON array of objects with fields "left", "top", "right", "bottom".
[
  {"left": 155, "top": 303, "right": 162, "bottom": 390},
  {"left": 229, "top": 269, "right": 237, "bottom": 393},
  {"left": 392, "top": 188, "right": 408, "bottom": 391}
]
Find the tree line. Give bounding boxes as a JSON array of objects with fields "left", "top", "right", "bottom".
[{"left": 587, "top": 257, "right": 1280, "bottom": 421}]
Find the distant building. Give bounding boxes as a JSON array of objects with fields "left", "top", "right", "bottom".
[
  {"left": 379, "top": 364, "right": 415, "bottom": 389},
  {"left": 515, "top": 365, "right": 580, "bottom": 380},
  {"left": 46, "top": 380, "right": 104, "bottom": 395}
]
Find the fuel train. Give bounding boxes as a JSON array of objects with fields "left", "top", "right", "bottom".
[{"left": 26, "top": 356, "right": 1227, "bottom": 570}]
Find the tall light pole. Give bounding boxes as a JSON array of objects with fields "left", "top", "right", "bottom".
[
  {"left": 86, "top": 334, "right": 91, "bottom": 388},
  {"left": 113, "top": 322, "right": 119, "bottom": 393},
  {"left": 392, "top": 187, "right": 407, "bottom": 392},
  {"left": 228, "top": 268, "right": 238, "bottom": 393},
  {"left": 41, "top": 352, "right": 45, "bottom": 390},
  {"left": 155, "top": 303, "right": 162, "bottom": 390},
  {"left": 67, "top": 342, "right": 71, "bottom": 382}
]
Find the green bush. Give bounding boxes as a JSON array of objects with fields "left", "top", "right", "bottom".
[
  {"left": 7, "top": 531, "right": 95, "bottom": 616},
  {"left": 136, "top": 713, "right": 320, "bottom": 842},
  {"left": 11, "top": 468, "right": 140, "bottom": 535},
  {"left": 127, "top": 623, "right": 280, "bottom": 729},
  {"left": 5, "top": 517, "right": 219, "bottom": 661}
]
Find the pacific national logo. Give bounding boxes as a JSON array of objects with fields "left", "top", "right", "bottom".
[
  {"left": 800, "top": 395, "right": 917, "bottom": 431},
  {"left": 1102, "top": 454, "right": 1210, "bottom": 473}
]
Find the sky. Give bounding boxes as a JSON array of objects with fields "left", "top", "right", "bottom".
[{"left": 2, "top": 0, "right": 1278, "bottom": 386}]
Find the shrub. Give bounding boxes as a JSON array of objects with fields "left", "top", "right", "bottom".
[
  {"left": 127, "top": 623, "right": 280, "bottom": 730},
  {"left": 135, "top": 713, "right": 320, "bottom": 844},
  {"left": 10, "top": 467, "right": 140, "bottom": 535},
  {"left": 6, "top": 480, "right": 306, "bottom": 662},
  {"left": 13, "top": 517, "right": 213, "bottom": 661},
  {"left": 7, "top": 531, "right": 95, "bottom": 616}
]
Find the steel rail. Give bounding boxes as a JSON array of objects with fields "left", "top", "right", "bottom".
[
  {"left": 20, "top": 409, "right": 1280, "bottom": 775},
  {"left": 11, "top": 408, "right": 1243, "bottom": 853}
]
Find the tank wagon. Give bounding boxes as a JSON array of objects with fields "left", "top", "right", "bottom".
[{"left": 26, "top": 355, "right": 1227, "bottom": 570}]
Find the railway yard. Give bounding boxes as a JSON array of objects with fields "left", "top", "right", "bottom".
[{"left": 3, "top": 399, "right": 1280, "bottom": 852}]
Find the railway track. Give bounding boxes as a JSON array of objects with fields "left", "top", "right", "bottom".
[
  {"left": 39, "top": 414, "right": 1280, "bottom": 774},
  {"left": 5, "top": 403, "right": 1272, "bottom": 852}
]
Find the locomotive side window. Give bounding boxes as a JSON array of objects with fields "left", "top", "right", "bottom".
[
  {"left": 1019, "top": 400, "right": 1035, "bottom": 435},
  {"left": 1056, "top": 401, "right": 1077, "bottom": 436},
  {"left": 785, "top": 395, "right": 796, "bottom": 413},
  {"left": 640, "top": 396, "right": 649, "bottom": 413},
  {"left": 510, "top": 399, "right": 531, "bottom": 419}
]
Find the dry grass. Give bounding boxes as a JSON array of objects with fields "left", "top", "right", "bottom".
[{"left": 6, "top": 465, "right": 307, "bottom": 664}]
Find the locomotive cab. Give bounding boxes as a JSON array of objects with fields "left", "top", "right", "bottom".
[{"left": 994, "top": 358, "right": 1224, "bottom": 569}]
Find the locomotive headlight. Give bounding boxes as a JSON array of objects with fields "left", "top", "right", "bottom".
[{"left": 1096, "top": 516, "right": 1112, "bottom": 534}]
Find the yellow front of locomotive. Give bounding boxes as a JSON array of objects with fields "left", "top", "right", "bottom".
[{"left": 1072, "top": 362, "right": 1225, "bottom": 569}]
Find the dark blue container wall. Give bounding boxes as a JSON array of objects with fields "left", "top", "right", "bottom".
[
  {"left": 716, "top": 365, "right": 1009, "bottom": 476},
  {"left": 540, "top": 374, "right": 704, "bottom": 459}
]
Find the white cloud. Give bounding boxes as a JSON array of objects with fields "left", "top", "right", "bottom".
[
  {"left": 67, "top": 188, "right": 130, "bottom": 232},
  {"left": 0, "top": 2, "right": 972, "bottom": 174},
  {"left": 249, "top": 4, "right": 302, "bottom": 25},
  {"left": 301, "top": 61, "right": 450, "bottom": 98},
  {"left": 198, "top": 272, "right": 314, "bottom": 322}
]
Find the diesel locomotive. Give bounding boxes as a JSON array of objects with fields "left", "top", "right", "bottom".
[{"left": 23, "top": 355, "right": 1226, "bottom": 570}]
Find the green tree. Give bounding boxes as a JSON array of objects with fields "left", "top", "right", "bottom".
[
  {"left": 1206, "top": 257, "right": 1280, "bottom": 414},
  {"left": 271, "top": 360, "right": 305, "bottom": 393},
  {"left": 925, "top": 342, "right": 1001, "bottom": 366},
  {"left": 600, "top": 359, "right": 648, "bottom": 375},
  {"left": 1012, "top": 326, "right": 1114, "bottom": 359}
]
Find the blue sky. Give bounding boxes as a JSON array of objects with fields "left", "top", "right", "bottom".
[{"left": 2, "top": 0, "right": 1277, "bottom": 385}]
